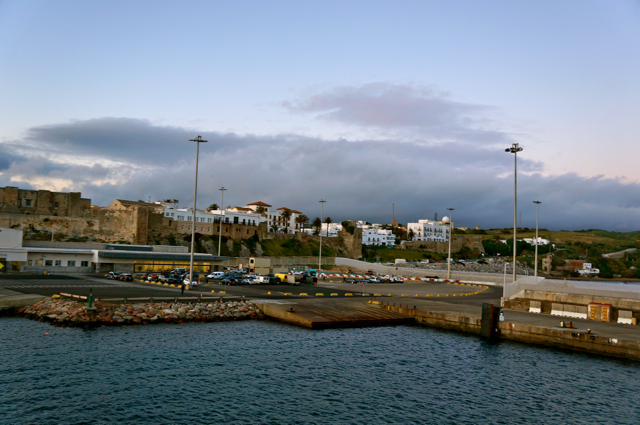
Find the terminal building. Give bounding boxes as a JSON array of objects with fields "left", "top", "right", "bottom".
[{"left": 0, "top": 227, "right": 228, "bottom": 274}]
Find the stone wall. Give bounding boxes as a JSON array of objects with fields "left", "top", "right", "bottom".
[{"left": 0, "top": 186, "right": 90, "bottom": 217}]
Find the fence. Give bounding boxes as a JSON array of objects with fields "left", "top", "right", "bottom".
[
  {"left": 222, "top": 256, "right": 335, "bottom": 267},
  {"left": 503, "top": 277, "right": 640, "bottom": 300},
  {"left": 334, "top": 258, "right": 518, "bottom": 285}
]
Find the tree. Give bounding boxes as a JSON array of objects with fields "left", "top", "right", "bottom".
[
  {"left": 280, "top": 209, "right": 293, "bottom": 233},
  {"left": 408, "top": 229, "right": 415, "bottom": 241},
  {"left": 295, "top": 214, "right": 309, "bottom": 229},
  {"left": 255, "top": 206, "right": 267, "bottom": 215},
  {"left": 312, "top": 217, "right": 321, "bottom": 236},
  {"left": 207, "top": 203, "right": 219, "bottom": 212},
  {"left": 270, "top": 224, "right": 279, "bottom": 233},
  {"left": 324, "top": 217, "right": 332, "bottom": 224}
]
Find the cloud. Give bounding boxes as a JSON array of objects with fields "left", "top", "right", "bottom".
[
  {"left": 1, "top": 117, "right": 638, "bottom": 232},
  {"left": 283, "top": 83, "right": 515, "bottom": 146}
]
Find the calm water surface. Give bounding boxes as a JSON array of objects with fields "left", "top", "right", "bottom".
[{"left": 1, "top": 318, "right": 638, "bottom": 425}]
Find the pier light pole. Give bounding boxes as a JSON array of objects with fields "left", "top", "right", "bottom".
[
  {"left": 505, "top": 143, "right": 523, "bottom": 283},
  {"left": 447, "top": 208, "right": 454, "bottom": 280},
  {"left": 534, "top": 201, "right": 541, "bottom": 279},
  {"left": 319, "top": 199, "right": 326, "bottom": 272},
  {"left": 189, "top": 136, "right": 208, "bottom": 286},
  {"left": 218, "top": 187, "right": 227, "bottom": 257}
]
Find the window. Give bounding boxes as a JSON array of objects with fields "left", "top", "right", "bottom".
[
  {"left": 242, "top": 219, "right": 246, "bottom": 225},
  {"left": 208, "top": 227, "right": 211, "bottom": 231},
  {"left": 225, "top": 217, "right": 230, "bottom": 223},
  {"left": 25, "top": 199, "right": 32, "bottom": 206},
  {"left": 55, "top": 260, "right": 61, "bottom": 266},
  {"left": 181, "top": 225, "right": 184, "bottom": 230},
  {"left": 188, "top": 226, "right": 191, "bottom": 231},
  {"left": 28, "top": 260, "right": 33, "bottom": 265},
  {"left": 45, "top": 260, "right": 53, "bottom": 266},
  {"left": 81, "top": 261, "right": 89, "bottom": 267},
  {"left": 169, "top": 220, "right": 172, "bottom": 226},
  {"left": 171, "top": 213, "right": 174, "bottom": 217},
  {"left": 234, "top": 217, "right": 239, "bottom": 224},
  {"left": 54, "top": 202, "right": 59, "bottom": 209},
  {"left": 67, "top": 260, "right": 76, "bottom": 267},
  {"left": 201, "top": 227, "right": 204, "bottom": 231}
]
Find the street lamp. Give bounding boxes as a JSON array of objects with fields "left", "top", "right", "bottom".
[
  {"left": 534, "top": 201, "right": 541, "bottom": 279},
  {"left": 188, "top": 135, "right": 208, "bottom": 287},
  {"left": 447, "top": 208, "right": 454, "bottom": 280},
  {"left": 218, "top": 187, "right": 227, "bottom": 257},
  {"left": 319, "top": 199, "right": 326, "bottom": 272},
  {"left": 505, "top": 143, "right": 523, "bottom": 283}
]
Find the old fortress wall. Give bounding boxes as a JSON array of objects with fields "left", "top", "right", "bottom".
[{"left": 0, "top": 186, "right": 266, "bottom": 245}]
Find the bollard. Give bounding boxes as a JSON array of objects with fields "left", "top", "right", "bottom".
[{"left": 87, "top": 289, "right": 93, "bottom": 308}]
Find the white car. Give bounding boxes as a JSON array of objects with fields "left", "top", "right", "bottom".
[
  {"left": 207, "top": 272, "right": 225, "bottom": 280},
  {"left": 183, "top": 276, "right": 199, "bottom": 286}
]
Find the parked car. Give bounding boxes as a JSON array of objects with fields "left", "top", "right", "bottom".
[
  {"left": 107, "top": 271, "right": 120, "bottom": 280},
  {"left": 171, "top": 268, "right": 187, "bottom": 275},
  {"left": 119, "top": 273, "right": 133, "bottom": 282},
  {"left": 182, "top": 273, "right": 200, "bottom": 286}
]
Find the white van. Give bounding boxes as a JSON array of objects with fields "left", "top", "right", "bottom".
[{"left": 206, "top": 271, "right": 225, "bottom": 282}]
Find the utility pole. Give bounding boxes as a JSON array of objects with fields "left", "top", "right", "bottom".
[
  {"left": 534, "top": 201, "right": 541, "bottom": 279},
  {"left": 447, "top": 208, "right": 454, "bottom": 280}
]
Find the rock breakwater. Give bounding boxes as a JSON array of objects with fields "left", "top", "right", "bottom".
[{"left": 19, "top": 298, "right": 265, "bottom": 327}]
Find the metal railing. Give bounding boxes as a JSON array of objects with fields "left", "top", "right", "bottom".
[{"left": 503, "top": 277, "right": 640, "bottom": 300}]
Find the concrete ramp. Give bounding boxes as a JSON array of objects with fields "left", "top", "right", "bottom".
[
  {"left": 255, "top": 298, "right": 413, "bottom": 329},
  {"left": 0, "top": 294, "right": 47, "bottom": 312}
]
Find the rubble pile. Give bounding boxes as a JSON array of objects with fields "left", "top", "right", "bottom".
[
  {"left": 18, "top": 298, "right": 265, "bottom": 327},
  {"left": 408, "top": 258, "right": 535, "bottom": 275}
]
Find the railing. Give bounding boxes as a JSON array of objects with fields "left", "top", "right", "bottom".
[
  {"left": 503, "top": 277, "right": 640, "bottom": 300},
  {"left": 222, "top": 256, "right": 335, "bottom": 267},
  {"left": 334, "top": 258, "right": 518, "bottom": 285},
  {"left": 23, "top": 241, "right": 105, "bottom": 249}
]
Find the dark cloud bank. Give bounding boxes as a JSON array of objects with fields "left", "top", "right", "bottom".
[{"left": 1, "top": 117, "right": 638, "bottom": 232}]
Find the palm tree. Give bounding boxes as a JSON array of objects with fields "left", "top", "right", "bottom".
[
  {"left": 324, "top": 217, "right": 332, "bottom": 224},
  {"left": 172, "top": 199, "right": 179, "bottom": 209},
  {"left": 295, "top": 214, "right": 309, "bottom": 230},
  {"left": 270, "top": 224, "right": 279, "bottom": 233},
  {"left": 255, "top": 206, "right": 267, "bottom": 215},
  {"left": 312, "top": 217, "right": 321, "bottom": 236},
  {"left": 207, "top": 203, "right": 219, "bottom": 212},
  {"left": 280, "top": 209, "right": 293, "bottom": 233}
]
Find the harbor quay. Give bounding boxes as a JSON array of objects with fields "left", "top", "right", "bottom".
[{"left": 2, "top": 273, "right": 640, "bottom": 361}]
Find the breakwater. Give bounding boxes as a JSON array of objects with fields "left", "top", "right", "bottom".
[{"left": 18, "top": 297, "right": 265, "bottom": 326}]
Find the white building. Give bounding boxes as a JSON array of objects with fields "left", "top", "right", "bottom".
[
  {"left": 407, "top": 218, "right": 450, "bottom": 242},
  {"left": 159, "top": 203, "right": 265, "bottom": 229},
  {"left": 245, "top": 202, "right": 304, "bottom": 234},
  {"left": 320, "top": 223, "right": 343, "bottom": 237},
  {"left": 362, "top": 228, "right": 396, "bottom": 246},
  {"left": 523, "top": 237, "right": 550, "bottom": 246}
]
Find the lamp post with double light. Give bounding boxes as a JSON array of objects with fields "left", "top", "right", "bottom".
[
  {"left": 505, "top": 143, "right": 523, "bottom": 283},
  {"left": 319, "top": 199, "right": 326, "bottom": 272},
  {"left": 218, "top": 187, "right": 226, "bottom": 257},
  {"left": 188, "top": 136, "right": 208, "bottom": 287}
]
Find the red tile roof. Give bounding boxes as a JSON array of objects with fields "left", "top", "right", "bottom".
[{"left": 248, "top": 201, "right": 272, "bottom": 207}]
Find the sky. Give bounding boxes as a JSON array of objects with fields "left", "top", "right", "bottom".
[{"left": 1, "top": 0, "right": 639, "bottom": 231}]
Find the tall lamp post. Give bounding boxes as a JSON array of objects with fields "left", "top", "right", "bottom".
[
  {"left": 218, "top": 187, "right": 227, "bottom": 257},
  {"left": 319, "top": 199, "right": 326, "bottom": 272},
  {"left": 188, "top": 135, "right": 208, "bottom": 286},
  {"left": 533, "top": 201, "right": 541, "bottom": 279},
  {"left": 505, "top": 143, "right": 523, "bottom": 283},
  {"left": 447, "top": 208, "right": 454, "bottom": 280}
]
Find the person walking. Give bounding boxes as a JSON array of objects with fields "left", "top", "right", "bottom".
[{"left": 181, "top": 283, "right": 185, "bottom": 295}]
